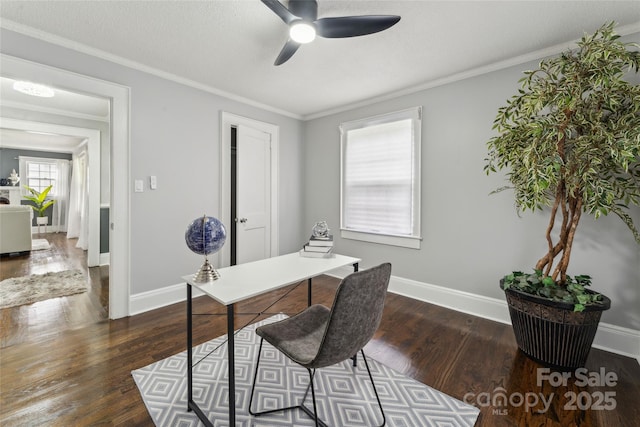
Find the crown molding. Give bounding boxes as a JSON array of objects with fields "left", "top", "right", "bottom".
[
  {"left": 0, "top": 19, "right": 302, "bottom": 121},
  {"left": 303, "top": 21, "right": 640, "bottom": 121},
  {"left": 2, "top": 18, "right": 638, "bottom": 122}
]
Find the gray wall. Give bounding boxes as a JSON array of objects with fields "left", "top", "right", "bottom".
[
  {"left": 303, "top": 32, "right": 640, "bottom": 331},
  {"left": 1, "top": 28, "right": 304, "bottom": 294},
  {"left": 2, "top": 28, "right": 637, "bottom": 330},
  {"left": 100, "top": 207, "right": 109, "bottom": 254},
  {"left": 0, "top": 147, "right": 71, "bottom": 181}
]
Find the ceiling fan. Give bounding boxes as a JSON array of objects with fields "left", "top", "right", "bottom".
[{"left": 261, "top": 0, "right": 401, "bottom": 65}]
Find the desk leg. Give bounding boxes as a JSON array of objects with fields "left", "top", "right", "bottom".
[
  {"left": 186, "top": 284, "right": 214, "bottom": 426},
  {"left": 227, "top": 303, "right": 236, "bottom": 426},
  {"left": 187, "top": 284, "right": 193, "bottom": 410},
  {"left": 307, "top": 278, "right": 312, "bottom": 307}
]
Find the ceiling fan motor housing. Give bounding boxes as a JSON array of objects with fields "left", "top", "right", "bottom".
[{"left": 262, "top": 0, "right": 401, "bottom": 65}]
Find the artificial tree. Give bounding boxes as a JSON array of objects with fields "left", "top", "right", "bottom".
[{"left": 485, "top": 22, "right": 640, "bottom": 310}]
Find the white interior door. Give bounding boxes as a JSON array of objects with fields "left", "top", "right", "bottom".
[{"left": 236, "top": 124, "right": 271, "bottom": 264}]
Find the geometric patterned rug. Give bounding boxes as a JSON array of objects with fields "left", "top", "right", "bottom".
[{"left": 132, "top": 314, "right": 480, "bottom": 427}]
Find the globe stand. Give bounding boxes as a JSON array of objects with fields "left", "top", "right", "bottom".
[{"left": 194, "top": 257, "right": 220, "bottom": 283}]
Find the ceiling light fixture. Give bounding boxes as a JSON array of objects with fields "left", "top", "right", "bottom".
[
  {"left": 12, "top": 81, "right": 55, "bottom": 98},
  {"left": 289, "top": 21, "right": 316, "bottom": 44}
]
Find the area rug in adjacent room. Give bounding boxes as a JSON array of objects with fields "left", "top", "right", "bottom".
[
  {"left": 0, "top": 269, "right": 87, "bottom": 309},
  {"left": 31, "top": 238, "right": 51, "bottom": 251},
  {"left": 132, "top": 314, "right": 480, "bottom": 427}
]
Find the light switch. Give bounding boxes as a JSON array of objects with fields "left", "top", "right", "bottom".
[
  {"left": 134, "top": 179, "right": 144, "bottom": 193},
  {"left": 150, "top": 175, "right": 157, "bottom": 190}
]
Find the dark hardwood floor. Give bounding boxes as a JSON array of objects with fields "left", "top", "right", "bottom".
[
  {"left": 0, "top": 232, "right": 109, "bottom": 348},
  {"left": 1, "top": 243, "right": 638, "bottom": 426}
]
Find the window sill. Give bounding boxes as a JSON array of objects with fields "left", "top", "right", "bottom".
[{"left": 340, "top": 229, "right": 421, "bottom": 249}]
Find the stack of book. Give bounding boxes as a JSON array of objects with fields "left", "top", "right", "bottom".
[{"left": 300, "top": 234, "right": 334, "bottom": 258}]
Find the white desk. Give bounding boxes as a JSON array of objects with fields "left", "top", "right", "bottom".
[{"left": 183, "top": 252, "right": 361, "bottom": 426}]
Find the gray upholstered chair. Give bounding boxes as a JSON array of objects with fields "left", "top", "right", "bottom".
[{"left": 248, "top": 262, "right": 392, "bottom": 427}]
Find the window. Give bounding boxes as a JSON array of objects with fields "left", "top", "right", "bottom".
[
  {"left": 340, "top": 107, "right": 422, "bottom": 249},
  {"left": 19, "top": 157, "right": 60, "bottom": 197}
]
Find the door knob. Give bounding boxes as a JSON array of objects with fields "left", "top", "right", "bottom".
[{"left": 239, "top": 218, "right": 247, "bottom": 224}]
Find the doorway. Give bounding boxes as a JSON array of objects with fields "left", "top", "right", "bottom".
[
  {"left": 220, "top": 112, "right": 279, "bottom": 267},
  {"left": 0, "top": 118, "right": 101, "bottom": 267},
  {"left": 1, "top": 53, "right": 131, "bottom": 319}
]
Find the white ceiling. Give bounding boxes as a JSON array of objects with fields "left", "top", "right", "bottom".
[
  {"left": 0, "top": 76, "right": 110, "bottom": 121},
  {"left": 0, "top": 76, "right": 109, "bottom": 152},
  {"left": 1, "top": 1, "right": 639, "bottom": 120},
  {"left": 0, "top": 127, "right": 86, "bottom": 153}
]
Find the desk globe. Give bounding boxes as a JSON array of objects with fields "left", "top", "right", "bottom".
[{"left": 185, "top": 215, "right": 226, "bottom": 282}]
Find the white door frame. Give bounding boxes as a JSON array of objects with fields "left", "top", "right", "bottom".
[
  {"left": 0, "top": 118, "right": 101, "bottom": 267},
  {"left": 1, "top": 54, "right": 131, "bottom": 319},
  {"left": 220, "top": 111, "right": 279, "bottom": 267}
]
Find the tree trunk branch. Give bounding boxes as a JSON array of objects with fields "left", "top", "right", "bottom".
[{"left": 552, "top": 197, "right": 582, "bottom": 283}]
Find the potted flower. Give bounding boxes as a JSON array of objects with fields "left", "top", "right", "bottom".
[
  {"left": 485, "top": 22, "right": 640, "bottom": 369},
  {"left": 23, "top": 184, "right": 56, "bottom": 229}
]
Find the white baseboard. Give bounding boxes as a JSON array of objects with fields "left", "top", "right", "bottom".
[
  {"left": 129, "top": 282, "right": 205, "bottom": 316},
  {"left": 31, "top": 225, "right": 64, "bottom": 234},
  {"left": 327, "top": 266, "right": 640, "bottom": 362},
  {"left": 592, "top": 323, "right": 640, "bottom": 362},
  {"left": 129, "top": 265, "right": 639, "bottom": 361}
]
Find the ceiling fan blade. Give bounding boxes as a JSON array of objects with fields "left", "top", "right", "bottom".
[
  {"left": 287, "top": 0, "right": 318, "bottom": 21},
  {"left": 261, "top": 0, "right": 297, "bottom": 24},
  {"left": 274, "top": 40, "right": 301, "bottom": 65},
  {"left": 316, "top": 15, "right": 401, "bottom": 38}
]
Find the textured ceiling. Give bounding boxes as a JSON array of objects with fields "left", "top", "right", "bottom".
[{"left": 1, "top": 1, "right": 640, "bottom": 119}]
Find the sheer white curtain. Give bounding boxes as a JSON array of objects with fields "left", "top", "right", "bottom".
[
  {"left": 67, "top": 146, "right": 89, "bottom": 250},
  {"left": 53, "top": 159, "right": 71, "bottom": 232}
]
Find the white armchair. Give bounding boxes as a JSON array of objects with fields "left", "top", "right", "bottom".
[{"left": 0, "top": 205, "right": 33, "bottom": 255}]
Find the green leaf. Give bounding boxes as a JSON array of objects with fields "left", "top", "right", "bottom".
[
  {"left": 22, "top": 195, "right": 40, "bottom": 205},
  {"left": 485, "top": 21, "right": 640, "bottom": 283},
  {"left": 38, "top": 185, "right": 53, "bottom": 201},
  {"left": 41, "top": 200, "right": 55, "bottom": 211},
  {"left": 577, "top": 294, "right": 590, "bottom": 304}
]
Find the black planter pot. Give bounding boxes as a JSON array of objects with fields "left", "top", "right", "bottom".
[{"left": 500, "top": 281, "right": 611, "bottom": 370}]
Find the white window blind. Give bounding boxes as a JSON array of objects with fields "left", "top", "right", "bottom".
[{"left": 340, "top": 107, "right": 422, "bottom": 248}]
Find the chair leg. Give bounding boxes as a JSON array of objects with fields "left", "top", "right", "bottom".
[
  {"left": 297, "top": 368, "right": 330, "bottom": 427},
  {"left": 249, "top": 339, "right": 323, "bottom": 422},
  {"left": 361, "top": 349, "right": 386, "bottom": 427},
  {"left": 249, "top": 345, "right": 381, "bottom": 427},
  {"left": 247, "top": 338, "right": 264, "bottom": 416},
  {"left": 308, "top": 368, "right": 319, "bottom": 427}
]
